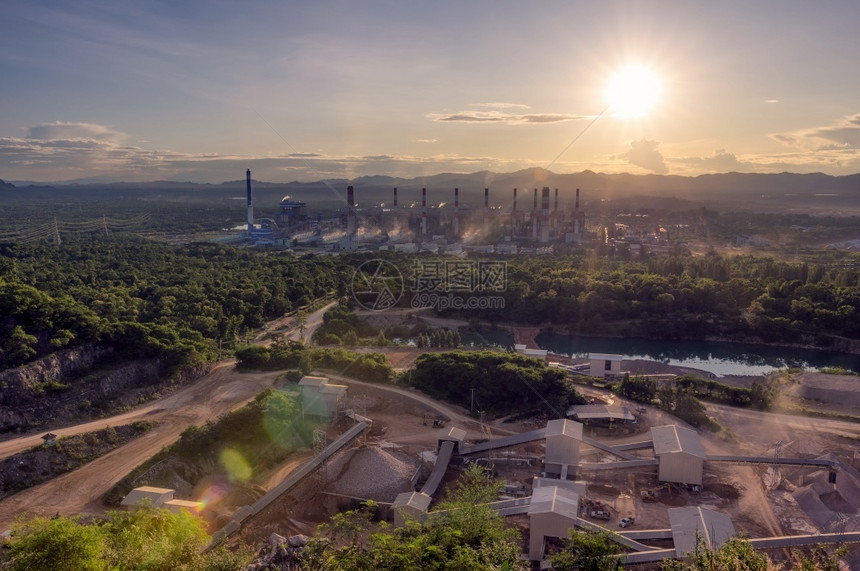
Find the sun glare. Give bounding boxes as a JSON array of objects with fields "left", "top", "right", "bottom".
[{"left": 605, "top": 64, "right": 662, "bottom": 119}]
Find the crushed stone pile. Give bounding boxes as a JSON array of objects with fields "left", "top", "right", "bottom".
[{"left": 328, "top": 444, "right": 418, "bottom": 501}]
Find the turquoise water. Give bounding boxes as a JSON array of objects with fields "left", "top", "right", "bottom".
[{"left": 534, "top": 332, "right": 860, "bottom": 377}]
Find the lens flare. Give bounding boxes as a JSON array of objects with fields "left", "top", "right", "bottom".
[{"left": 220, "top": 448, "right": 252, "bottom": 482}]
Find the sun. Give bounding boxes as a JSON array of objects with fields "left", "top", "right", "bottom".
[{"left": 605, "top": 64, "right": 662, "bottom": 119}]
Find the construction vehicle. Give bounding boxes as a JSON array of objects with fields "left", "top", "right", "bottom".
[{"left": 640, "top": 489, "right": 656, "bottom": 502}]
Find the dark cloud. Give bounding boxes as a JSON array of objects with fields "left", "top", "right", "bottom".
[{"left": 623, "top": 139, "right": 668, "bottom": 174}]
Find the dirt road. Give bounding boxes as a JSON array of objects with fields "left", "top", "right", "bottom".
[{"left": 0, "top": 302, "right": 338, "bottom": 530}]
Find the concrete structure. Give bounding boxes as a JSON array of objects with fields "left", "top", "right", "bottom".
[
  {"left": 532, "top": 477, "right": 587, "bottom": 496},
  {"left": 588, "top": 353, "right": 623, "bottom": 378},
  {"left": 790, "top": 372, "right": 860, "bottom": 408},
  {"left": 544, "top": 419, "right": 583, "bottom": 479},
  {"left": 438, "top": 426, "right": 467, "bottom": 451},
  {"left": 392, "top": 491, "right": 432, "bottom": 526},
  {"left": 299, "top": 376, "right": 347, "bottom": 420},
  {"left": 527, "top": 485, "right": 580, "bottom": 560},
  {"left": 568, "top": 404, "right": 635, "bottom": 423},
  {"left": 514, "top": 344, "right": 548, "bottom": 358},
  {"left": 652, "top": 425, "right": 706, "bottom": 486},
  {"left": 668, "top": 506, "right": 736, "bottom": 559},
  {"left": 121, "top": 486, "right": 175, "bottom": 508},
  {"left": 163, "top": 499, "right": 202, "bottom": 515}
]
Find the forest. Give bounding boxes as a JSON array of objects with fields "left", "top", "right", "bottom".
[
  {"left": 407, "top": 350, "right": 583, "bottom": 416},
  {"left": 0, "top": 238, "right": 353, "bottom": 372},
  {"left": 420, "top": 250, "right": 860, "bottom": 347}
]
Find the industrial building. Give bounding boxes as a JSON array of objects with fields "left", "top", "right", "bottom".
[
  {"left": 544, "top": 418, "right": 583, "bottom": 479},
  {"left": 236, "top": 170, "right": 600, "bottom": 251},
  {"left": 391, "top": 491, "right": 432, "bottom": 526},
  {"left": 588, "top": 353, "right": 623, "bottom": 378},
  {"left": 298, "top": 376, "right": 347, "bottom": 421},
  {"left": 121, "top": 486, "right": 175, "bottom": 508},
  {"left": 668, "top": 506, "right": 736, "bottom": 559},
  {"left": 651, "top": 425, "right": 707, "bottom": 486},
  {"left": 568, "top": 404, "right": 636, "bottom": 424},
  {"left": 527, "top": 485, "right": 580, "bottom": 560}
]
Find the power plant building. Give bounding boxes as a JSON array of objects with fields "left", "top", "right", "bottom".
[{"left": 651, "top": 425, "right": 706, "bottom": 486}]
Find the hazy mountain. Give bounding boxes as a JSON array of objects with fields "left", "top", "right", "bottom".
[{"left": 5, "top": 170, "right": 860, "bottom": 213}]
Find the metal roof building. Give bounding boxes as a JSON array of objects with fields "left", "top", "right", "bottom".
[
  {"left": 392, "top": 491, "right": 432, "bottom": 526},
  {"left": 527, "top": 485, "right": 580, "bottom": 561},
  {"left": 568, "top": 404, "right": 635, "bottom": 423},
  {"left": 299, "top": 376, "right": 347, "bottom": 420},
  {"left": 544, "top": 419, "right": 583, "bottom": 479},
  {"left": 121, "top": 486, "right": 175, "bottom": 508},
  {"left": 668, "top": 506, "right": 736, "bottom": 559},
  {"left": 651, "top": 425, "right": 707, "bottom": 486}
]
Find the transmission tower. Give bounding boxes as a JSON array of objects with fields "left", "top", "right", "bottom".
[{"left": 313, "top": 429, "right": 328, "bottom": 487}]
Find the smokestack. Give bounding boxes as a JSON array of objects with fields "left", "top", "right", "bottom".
[
  {"left": 512, "top": 188, "right": 517, "bottom": 237},
  {"left": 484, "top": 188, "right": 490, "bottom": 234},
  {"left": 541, "top": 187, "right": 550, "bottom": 243},
  {"left": 453, "top": 188, "right": 460, "bottom": 237},
  {"left": 246, "top": 169, "right": 253, "bottom": 232},
  {"left": 393, "top": 187, "right": 398, "bottom": 208},
  {"left": 421, "top": 187, "right": 427, "bottom": 236},
  {"left": 347, "top": 185, "right": 356, "bottom": 243}
]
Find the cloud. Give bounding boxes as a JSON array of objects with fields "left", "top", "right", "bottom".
[
  {"left": 764, "top": 99, "right": 780, "bottom": 104},
  {"left": 672, "top": 149, "right": 748, "bottom": 172},
  {"left": 26, "top": 121, "right": 124, "bottom": 142},
  {"left": 469, "top": 102, "right": 531, "bottom": 109},
  {"left": 622, "top": 139, "right": 668, "bottom": 174},
  {"left": 771, "top": 113, "right": 860, "bottom": 150},
  {"left": 415, "top": 139, "right": 438, "bottom": 144},
  {"left": 427, "top": 110, "right": 586, "bottom": 125}
]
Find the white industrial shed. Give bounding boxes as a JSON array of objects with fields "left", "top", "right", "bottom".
[
  {"left": 651, "top": 425, "right": 707, "bottom": 486},
  {"left": 544, "top": 419, "right": 583, "bottom": 479},
  {"left": 567, "top": 404, "right": 635, "bottom": 423},
  {"left": 163, "top": 499, "right": 202, "bottom": 515},
  {"left": 392, "top": 491, "right": 432, "bottom": 526},
  {"left": 121, "top": 486, "right": 175, "bottom": 508},
  {"left": 668, "top": 506, "right": 736, "bottom": 559},
  {"left": 299, "top": 376, "right": 347, "bottom": 420},
  {"left": 527, "top": 485, "right": 580, "bottom": 561},
  {"left": 588, "top": 353, "right": 622, "bottom": 378}
]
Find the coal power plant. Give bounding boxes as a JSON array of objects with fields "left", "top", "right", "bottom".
[{"left": 237, "top": 173, "right": 610, "bottom": 254}]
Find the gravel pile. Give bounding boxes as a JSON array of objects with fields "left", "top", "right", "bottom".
[{"left": 329, "top": 445, "right": 418, "bottom": 501}]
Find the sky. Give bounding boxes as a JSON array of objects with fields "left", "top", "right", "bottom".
[{"left": 2, "top": 0, "right": 860, "bottom": 184}]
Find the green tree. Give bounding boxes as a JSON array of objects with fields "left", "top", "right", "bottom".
[
  {"left": 549, "top": 529, "right": 623, "bottom": 571},
  {"left": 4, "top": 515, "right": 107, "bottom": 571}
]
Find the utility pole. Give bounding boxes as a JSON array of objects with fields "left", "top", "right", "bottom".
[{"left": 470, "top": 388, "right": 476, "bottom": 412}]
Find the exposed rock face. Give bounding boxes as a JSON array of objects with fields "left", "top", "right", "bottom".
[
  {"left": 246, "top": 533, "right": 309, "bottom": 570},
  {"left": 0, "top": 344, "right": 208, "bottom": 433}
]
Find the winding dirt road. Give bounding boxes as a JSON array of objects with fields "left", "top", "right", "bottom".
[{"left": 0, "top": 302, "right": 337, "bottom": 530}]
